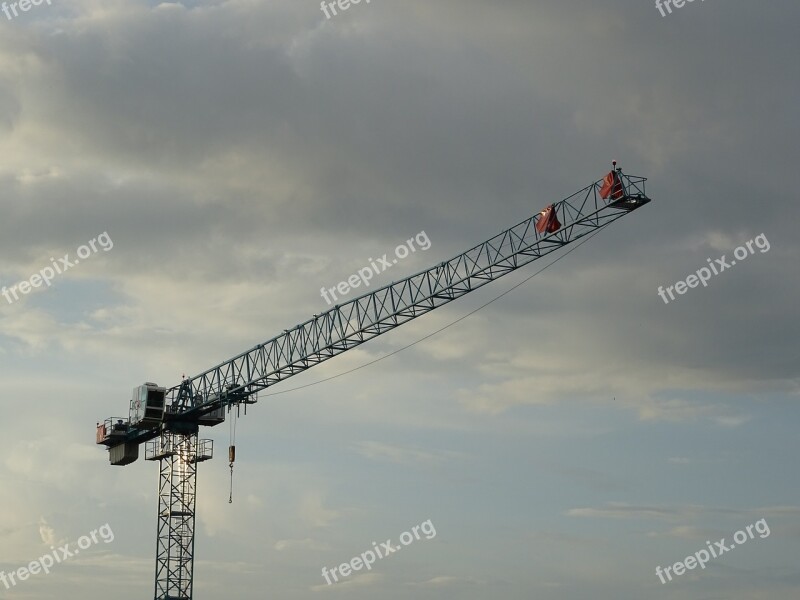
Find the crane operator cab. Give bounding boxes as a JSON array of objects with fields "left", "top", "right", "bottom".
[{"left": 130, "top": 382, "right": 166, "bottom": 427}]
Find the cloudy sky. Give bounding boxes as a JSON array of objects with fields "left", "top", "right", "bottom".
[{"left": 1, "top": 0, "right": 798, "bottom": 598}]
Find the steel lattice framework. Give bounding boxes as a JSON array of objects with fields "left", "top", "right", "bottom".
[
  {"left": 147, "top": 432, "right": 213, "bottom": 600},
  {"left": 164, "top": 171, "right": 649, "bottom": 419},
  {"left": 97, "top": 168, "right": 651, "bottom": 600}
]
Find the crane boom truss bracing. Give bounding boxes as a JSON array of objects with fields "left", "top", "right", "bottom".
[{"left": 161, "top": 171, "right": 649, "bottom": 422}]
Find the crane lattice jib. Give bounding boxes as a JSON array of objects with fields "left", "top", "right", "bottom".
[{"left": 161, "top": 171, "right": 649, "bottom": 422}]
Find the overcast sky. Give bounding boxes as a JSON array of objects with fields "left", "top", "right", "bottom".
[{"left": 1, "top": 1, "right": 798, "bottom": 599}]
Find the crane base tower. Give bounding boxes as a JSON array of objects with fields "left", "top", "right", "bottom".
[{"left": 146, "top": 430, "right": 213, "bottom": 600}]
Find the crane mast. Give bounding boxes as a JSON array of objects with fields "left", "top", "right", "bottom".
[{"left": 96, "top": 166, "right": 651, "bottom": 600}]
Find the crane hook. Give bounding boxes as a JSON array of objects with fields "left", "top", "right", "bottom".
[{"left": 228, "top": 444, "right": 236, "bottom": 504}]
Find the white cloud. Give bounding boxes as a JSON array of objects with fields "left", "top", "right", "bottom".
[
  {"left": 274, "top": 538, "right": 329, "bottom": 552},
  {"left": 352, "top": 441, "right": 461, "bottom": 466},
  {"left": 298, "top": 492, "right": 340, "bottom": 529},
  {"left": 38, "top": 516, "right": 58, "bottom": 546},
  {"left": 310, "top": 572, "right": 383, "bottom": 592}
]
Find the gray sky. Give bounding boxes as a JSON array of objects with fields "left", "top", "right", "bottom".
[{"left": 0, "top": 1, "right": 798, "bottom": 598}]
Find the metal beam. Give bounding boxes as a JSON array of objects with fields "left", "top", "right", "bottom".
[{"left": 165, "top": 172, "right": 649, "bottom": 418}]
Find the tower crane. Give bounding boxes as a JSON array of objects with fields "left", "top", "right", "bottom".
[{"left": 96, "top": 164, "right": 651, "bottom": 599}]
